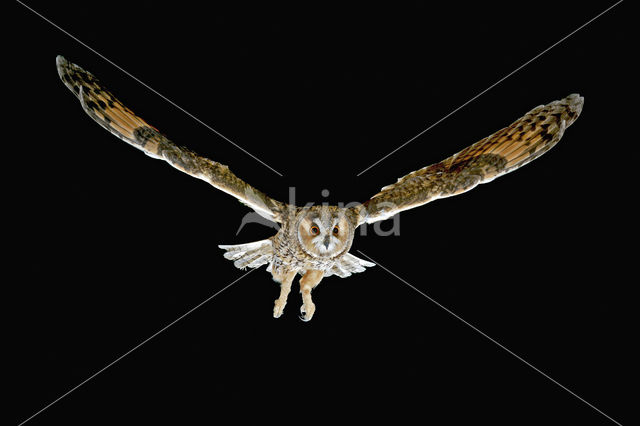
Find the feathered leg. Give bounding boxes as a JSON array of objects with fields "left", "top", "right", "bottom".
[{"left": 272, "top": 270, "right": 297, "bottom": 318}]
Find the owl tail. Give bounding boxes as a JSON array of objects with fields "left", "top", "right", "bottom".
[
  {"left": 218, "top": 239, "right": 273, "bottom": 270},
  {"left": 324, "top": 253, "right": 376, "bottom": 278}
]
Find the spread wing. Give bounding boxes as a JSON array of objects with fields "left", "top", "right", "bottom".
[
  {"left": 357, "top": 94, "right": 583, "bottom": 224},
  {"left": 56, "top": 56, "right": 286, "bottom": 222}
]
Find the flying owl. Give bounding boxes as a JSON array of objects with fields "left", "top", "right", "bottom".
[{"left": 56, "top": 56, "right": 583, "bottom": 321}]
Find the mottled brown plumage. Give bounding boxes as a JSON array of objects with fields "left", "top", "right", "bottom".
[
  {"left": 355, "top": 94, "right": 583, "bottom": 224},
  {"left": 56, "top": 56, "right": 285, "bottom": 223},
  {"left": 57, "top": 56, "right": 583, "bottom": 321}
]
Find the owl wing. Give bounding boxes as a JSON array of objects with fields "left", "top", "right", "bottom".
[
  {"left": 357, "top": 94, "right": 583, "bottom": 225},
  {"left": 56, "top": 56, "right": 286, "bottom": 222}
]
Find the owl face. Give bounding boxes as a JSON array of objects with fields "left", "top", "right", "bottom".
[{"left": 297, "top": 207, "right": 352, "bottom": 258}]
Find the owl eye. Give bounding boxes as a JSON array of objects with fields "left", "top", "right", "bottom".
[
  {"left": 310, "top": 225, "right": 320, "bottom": 235},
  {"left": 333, "top": 226, "right": 339, "bottom": 234}
]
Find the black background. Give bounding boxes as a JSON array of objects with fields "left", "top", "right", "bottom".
[{"left": 12, "top": 1, "right": 634, "bottom": 424}]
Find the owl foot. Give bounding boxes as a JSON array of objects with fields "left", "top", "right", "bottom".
[
  {"left": 298, "top": 270, "right": 323, "bottom": 322},
  {"left": 273, "top": 299, "right": 287, "bottom": 318},
  {"left": 299, "top": 301, "right": 316, "bottom": 322}
]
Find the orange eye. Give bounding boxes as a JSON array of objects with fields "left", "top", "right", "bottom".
[
  {"left": 333, "top": 226, "right": 339, "bottom": 234},
  {"left": 310, "top": 225, "right": 320, "bottom": 235}
]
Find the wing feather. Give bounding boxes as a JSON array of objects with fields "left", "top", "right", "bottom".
[
  {"left": 56, "top": 56, "right": 286, "bottom": 222},
  {"left": 356, "top": 94, "right": 583, "bottom": 224}
]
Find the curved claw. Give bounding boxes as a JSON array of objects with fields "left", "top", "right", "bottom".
[
  {"left": 299, "top": 314, "right": 311, "bottom": 322},
  {"left": 300, "top": 302, "right": 316, "bottom": 321},
  {"left": 273, "top": 299, "right": 286, "bottom": 318}
]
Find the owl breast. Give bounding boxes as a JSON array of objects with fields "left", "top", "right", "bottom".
[
  {"left": 269, "top": 229, "right": 340, "bottom": 275},
  {"left": 267, "top": 205, "right": 358, "bottom": 276}
]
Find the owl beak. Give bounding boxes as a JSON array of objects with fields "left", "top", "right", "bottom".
[{"left": 323, "top": 235, "right": 330, "bottom": 249}]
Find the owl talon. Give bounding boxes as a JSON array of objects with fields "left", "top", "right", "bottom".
[
  {"left": 273, "top": 299, "right": 286, "bottom": 318},
  {"left": 300, "top": 302, "right": 316, "bottom": 321}
]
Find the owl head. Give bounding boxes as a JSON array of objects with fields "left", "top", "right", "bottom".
[{"left": 297, "top": 206, "right": 353, "bottom": 258}]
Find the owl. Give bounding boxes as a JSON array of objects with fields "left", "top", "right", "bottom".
[{"left": 56, "top": 56, "right": 583, "bottom": 321}]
